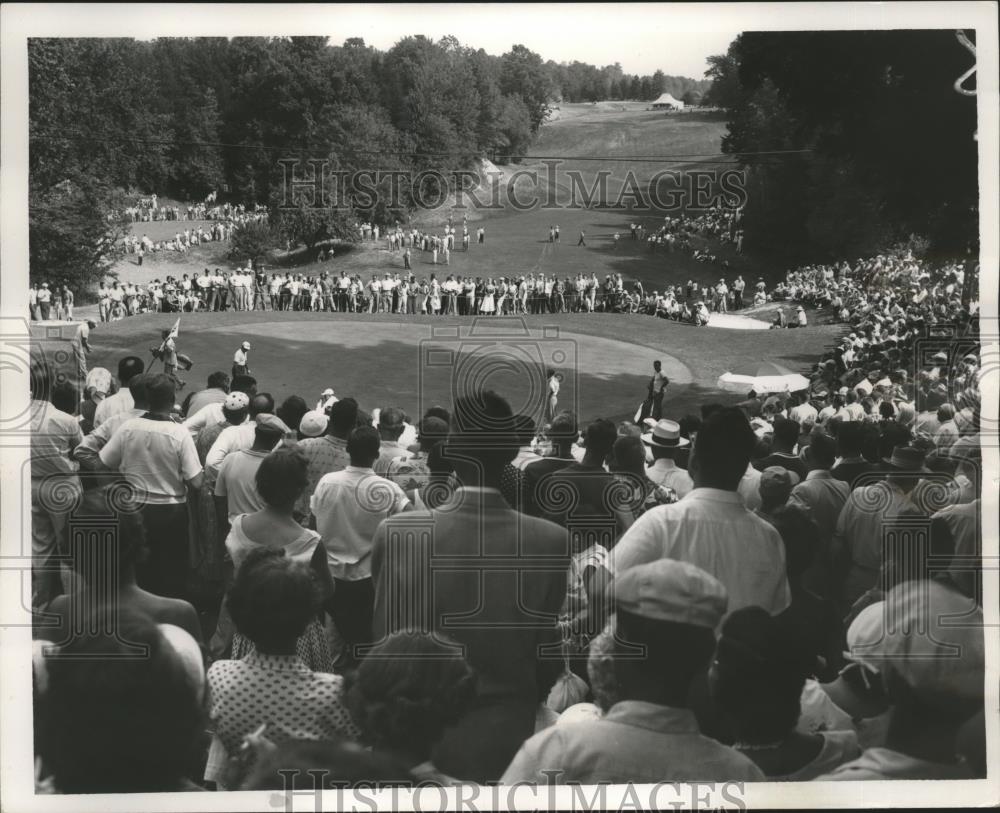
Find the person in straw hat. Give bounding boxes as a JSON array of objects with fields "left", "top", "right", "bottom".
[{"left": 642, "top": 419, "right": 693, "bottom": 498}]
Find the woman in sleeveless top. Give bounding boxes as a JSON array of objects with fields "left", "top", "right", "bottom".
[{"left": 221, "top": 448, "right": 335, "bottom": 672}]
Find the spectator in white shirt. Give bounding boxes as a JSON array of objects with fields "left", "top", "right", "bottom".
[
  {"left": 214, "top": 418, "right": 289, "bottom": 527},
  {"left": 204, "top": 393, "right": 278, "bottom": 476},
  {"left": 98, "top": 374, "right": 203, "bottom": 600},
  {"left": 610, "top": 406, "right": 791, "bottom": 617},
  {"left": 29, "top": 369, "right": 84, "bottom": 607},
  {"left": 183, "top": 374, "right": 256, "bottom": 434},
  {"left": 74, "top": 373, "right": 151, "bottom": 470},
  {"left": 373, "top": 406, "right": 412, "bottom": 476},
  {"left": 311, "top": 426, "right": 410, "bottom": 661},
  {"left": 93, "top": 356, "right": 145, "bottom": 428},
  {"left": 788, "top": 391, "right": 818, "bottom": 426},
  {"left": 642, "top": 419, "right": 694, "bottom": 499}
]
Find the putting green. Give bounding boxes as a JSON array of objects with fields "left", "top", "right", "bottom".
[
  {"left": 84, "top": 311, "right": 837, "bottom": 423},
  {"left": 194, "top": 319, "right": 692, "bottom": 423}
]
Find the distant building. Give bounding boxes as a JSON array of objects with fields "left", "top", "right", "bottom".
[{"left": 651, "top": 93, "right": 685, "bottom": 110}]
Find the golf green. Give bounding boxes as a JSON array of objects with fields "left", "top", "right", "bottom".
[{"left": 85, "top": 311, "right": 840, "bottom": 423}]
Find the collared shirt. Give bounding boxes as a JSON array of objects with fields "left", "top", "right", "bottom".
[
  {"left": 30, "top": 400, "right": 83, "bottom": 481},
  {"left": 311, "top": 466, "right": 409, "bottom": 580},
  {"left": 214, "top": 449, "right": 269, "bottom": 521},
  {"left": 183, "top": 401, "right": 231, "bottom": 434},
  {"left": 99, "top": 416, "right": 201, "bottom": 504},
  {"left": 646, "top": 458, "right": 694, "bottom": 498},
  {"left": 93, "top": 388, "right": 135, "bottom": 428},
  {"left": 186, "top": 387, "right": 228, "bottom": 417},
  {"left": 205, "top": 422, "right": 258, "bottom": 475},
  {"left": 73, "top": 406, "right": 144, "bottom": 469},
  {"left": 610, "top": 488, "right": 791, "bottom": 616},
  {"left": 789, "top": 470, "right": 850, "bottom": 531},
  {"left": 207, "top": 651, "right": 358, "bottom": 768},
  {"left": 500, "top": 701, "right": 765, "bottom": 784},
  {"left": 294, "top": 435, "right": 351, "bottom": 520}
]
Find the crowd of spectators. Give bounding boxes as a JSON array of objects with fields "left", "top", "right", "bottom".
[{"left": 28, "top": 235, "right": 986, "bottom": 791}]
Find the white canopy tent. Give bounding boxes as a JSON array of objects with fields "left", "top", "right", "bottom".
[{"left": 651, "top": 93, "right": 685, "bottom": 110}]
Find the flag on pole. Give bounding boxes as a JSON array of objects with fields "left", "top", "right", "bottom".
[{"left": 153, "top": 317, "right": 180, "bottom": 359}]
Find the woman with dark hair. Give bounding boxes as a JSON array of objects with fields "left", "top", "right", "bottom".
[
  {"left": 224, "top": 448, "right": 334, "bottom": 671},
  {"left": 208, "top": 547, "right": 359, "bottom": 789},
  {"left": 277, "top": 394, "right": 309, "bottom": 438},
  {"left": 35, "top": 609, "right": 205, "bottom": 793},
  {"left": 710, "top": 607, "right": 860, "bottom": 779},
  {"left": 37, "top": 504, "right": 201, "bottom": 644},
  {"left": 346, "top": 631, "right": 476, "bottom": 783}
]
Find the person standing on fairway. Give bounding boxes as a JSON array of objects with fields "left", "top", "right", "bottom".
[
  {"left": 577, "top": 230, "right": 586, "bottom": 246},
  {"left": 232, "top": 341, "right": 251, "bottom": 380}
]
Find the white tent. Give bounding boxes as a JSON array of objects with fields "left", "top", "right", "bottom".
[{"left": 651, "top": 93, "right": 684, "bottom": 110}]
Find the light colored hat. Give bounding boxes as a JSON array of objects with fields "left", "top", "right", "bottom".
[
  {"left": 298, "top": 410, "right": 328, "bottom": 438},
  {"left": 614, "top": 559, "right": 728, "bottom": 629},
  {"left": 254, "top": 413, "right": 291, "bottom": 435},
  {"left": 641, "top": 419, "right": 690, "bottom": 448},
  {"left": 848, "top": 583, "right": 984, "bottom": 698},
  {"left": 224, "top": 391, "right": 250, "bottom": 411},
  {"left": 241, "top": 341, "right": 251, "bottom": 350},
  {"left": 322, "top": 387, "right": 335, "bottom": 397},
  {"left": 759, "top": 466, "right": 800, "bottom": 500}
]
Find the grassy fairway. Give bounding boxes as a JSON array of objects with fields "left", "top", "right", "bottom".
[{"left": 90, "top": 103, "right": 839, "bottom": 424}]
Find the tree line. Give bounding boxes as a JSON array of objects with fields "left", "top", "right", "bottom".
[
  {"left": 703, "top": 30, "right": 979, "bottom": 262},
  {"left": 28, "top": 35, "right": 708, "bottom": 291}
]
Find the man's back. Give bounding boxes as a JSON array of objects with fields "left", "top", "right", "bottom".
[
  {"left": 501, "top": 701, "right": 765, "bottom": 784},
  {"left": 610, "top": 488, "right": 790, "bottom": 615},
  {"left": 187, "top": 387, "right": 227, "bottom": 417},
  {"left": 372, "top": 488, "right": 569, "bottom": 698}
]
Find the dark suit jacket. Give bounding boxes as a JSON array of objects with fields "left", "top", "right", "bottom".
[{"left": 371, "top": 487, "right": 570, "bottom": 781}]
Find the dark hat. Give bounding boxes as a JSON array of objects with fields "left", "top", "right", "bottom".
[{"left": 881, "top": 444, "right": 930, "bottom": 474}]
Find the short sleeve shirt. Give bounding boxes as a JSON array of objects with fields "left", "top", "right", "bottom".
[
  {"left": 99, "top": 416, "right": 202, "bottom": 504},
  {"left": 207, "top": 651, "right": 359, "bottom": 768}
]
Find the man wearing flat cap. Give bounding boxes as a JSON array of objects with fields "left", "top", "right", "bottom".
[
  {"left": 819, "top": 582, "right": 984, "bottom": 780},
  {"left": 501, "top": 560, "right": 764, "bottom": 784}
]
